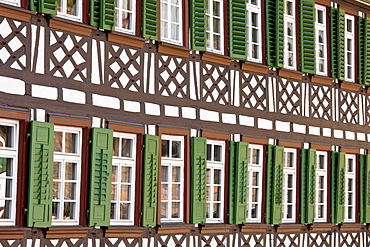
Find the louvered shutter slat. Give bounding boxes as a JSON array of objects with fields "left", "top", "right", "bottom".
[
  {"left": 331, "top": 151, "right": 345, "bottom": 224},
  {"left": 101, "top": 0, "right": 116, "bottom": 31},
  {"left": 142, "top": 0, "right": 158, "bottom": 40},
  {"left": 358, "top": 17, "right": 370, "bottom": 86},
  {"left": 300, "top": 149, "right": 316, "bottom": 224},
  {"left": 229, "top": 0, "right": 247, "bottom": 60},
  {"left": 234, "top": 142, "right": 249, "bottom": 224},
  {"left": 360, "top": 154, "right": 370, "bottom": 223},
  {"left": 191, "top": 137, "right": 207, "bottom": 224},
  {"left": 300, "top": 0, "right": 315, "bottom": 74},
  {"left": 29, "top": 0, "right": 57, "bottom": 15},
  {"left": 266, "top": 0, "right": 284, "bottom": 67},
  {"left": 88, "top": 128, "right": 113, "bottom": 226},
  {"left": 190, "top": 0, "right": 206, "bottom": 51},
  {"left": 330, "top": 8, "right": 345, "bottom": 80},
  {"left": 142, "top": 134, "right": 159, "bottom": 227},
  {"left": 228, "top": 141, "right": 236, "bottom": 224},
  {"left": 90, "top": 0, "right": 100, "bottom": 28},
  {"left": 27, "top": 121, "right": 54, "bottom": 228}
]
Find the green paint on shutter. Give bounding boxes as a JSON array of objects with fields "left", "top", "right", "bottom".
[
  {"left": 360, "top": 154, "right": 370, "bottom": 223},
  {"left": 300, "top": 0, "right": 315, "bottom": 74},
  {"left": 266, "top": 145, "right": 283, "bottom": 225},
  {"left": 266, "top": 0, "right": 284, "bottom": 67},
  {"left": 330, "top": 8, "right": 345, "bottom": 80},
  {"left": 300, "top": 149, "right": 316, "bottom": 224},
  {"left": 142, "top": 134, "right": 159, "bottom": 227},
  {"left": 88, "top": 128, "right": 113, "bottom": 226},
  {"left": 190, "top": 0, "right": 206, "bottom": 51},
  {"left": 233, "top": 142, "right": 249, "bottom": 224},
  {"left": 89, "top": 0, "right": 116, "bottom": 31},
  {"left": 27, "top": 121, "right": 54, "bottom": 228},
  {"left": 229, "top": 0, "right": 247, "bottom": 60},
  {"left": 142, "top": 0, "right": 158, "bottom": 40},
  {"left": 331, "top": 151, "right": 345, "bottom": 224},
  {"left": 191, "top": 137, "right": 207, "bottom": 224},
  {"left": 228, "top": 141, "right": 236, "bottom": 224},
  {"left": 29, "top": 0, "right": 57, "bottom": 15},
  {"left": 358, "top": 17, "right": 370, "bottom": 86}
]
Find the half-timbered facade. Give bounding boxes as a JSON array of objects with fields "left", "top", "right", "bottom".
[{"left": 1, "top": 0, "right": 370, "bottom": 246}]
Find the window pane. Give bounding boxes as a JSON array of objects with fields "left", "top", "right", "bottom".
[
  {"left": 161, "top": 202, "right": 168, "bottom": 218},
  {"left": 54, "top": 132, "right": 63, "bottom": 152},
  {"left": 110, "top": 203, "right": 116, "bottom": 219},
  {"left": 172, "top": 140, "right": 181, "bottom": 158},
  {"left": 213, "top": 203, "right": 220, "bottom": 218},
  {"left": 65, "top": 162, "right": 77, "bottom": 180},
  {"left": 53, "top": 162, "right": 61, "bottom": 179},
  {"left": 121, "top": 166, "right": 131, "bottom": 183},
  {"left": 65, "top": 132, "right": 77, "bottom": 153},
  {"left": 214, "top": 145, "right": 222, "bottom": 161},
  {"left": 64, "top": 202, "right": 75, "bottom": 219},
  {"left": 111, "top": 184, "right": 117, "bottom": 200},
  {"left": 172, "top": 202, "right": 180, "bottom": 218},
  {"left": 162, "top": 184, "right": 168, "bottom": 200},
  {"left": 113, "top": 137, "right": 119, "bottom": 156},
  {"left": 172, "top": 184, "right": 180, "bottom": 200},
  {"left": 347, "top": 159, "right": 353, "bottom": 172},
  {"left": 0, "top": 125, "right": 12, "bottom": 148},
  {"left": 162, "top": 166, "right": 169, "bottom": 182},
  {"left": 122, "top": 138, "right": 132, "bottom": 157},
  {"left": 214, "top": 169, "right": 221, "bottom": 184},
  {"left": 52, "top": 202, "right": 60, "bottom": 219},
  {"left": 64, "top": 182, "right": 76, "bottom": 200},
  {"left": 112, "top": 165, "right": 117, "bottom": 182},
  {"left": 213, "top": 1, "right": 220, "bottom": 16},
  {"left": 207, "top": 144, "right": 212, "bottom": 161},
  {"left": 317, "top": 10, "right": 323, "bottom": 24},
  {"left": 162, "top": 140, "right": 170, "bottom": 157},
  {"left": 53, "top": 182, "right": 60, "bottom": 199},
  {"left": 214, "top": 186, "right": 221, "bottom": 201},
  {"left": 120, "top": 203, "right": 130, "bottom": 219},
  {"left": 66, "top": 0, "right": 77, "bottom": 15},
  {"left": 172, "top": 166, "right": 180, "bottom": 182},
  {"left": 120, "top": 185, "right": 131, "bottom": 201},
  {"left": 252, "top": 172, "right": 259, "bottom": 186}
]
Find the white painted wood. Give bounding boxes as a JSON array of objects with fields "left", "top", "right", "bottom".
[
  {"left": 200, "top": 109, "right": 219, "bottom": 122},
  {"left": 334, "top": 129, "right": 344, "bottom": 139},
  {"left": 292, "top": 123, "right": 306, "bottom": 134},
  {"left": 62, "top": 88, "right": 86, "bottom": 104},
  {"left": 147, "top": 125, "right": 156, "bottom": 135},
  {"left": 145, "top": 102, "right": 160, "bottom": 116},
  {"left": 35, "top": 109, "right": 46, "bottom": 122},
  {"left": 358, "top": 132, "right": 366, "bottom": 141},
  {"left": 323, "top": 128, "right": 331, "bottom": 137},
  {"left": 0, "top": 76, "right": 25, "bottom": 95},
  {"left": 275, "top": 120, "right": 290, "bottom": 132},
  {"left": 91, "top": 39, "right": 101, "bottom": 84},
  {"left": 345, "top": 131, "right": 355, "bottom": 140},
  {"left": 222, "top": 113, "right": 236, "bottom": 124},
  {"left": 32, "top": 85, "right": 58, "bottom": 100},
  {"left": 258, "top": 118, "right": 273, "bottom": 130},
  {"left": 164, "top": 105, "right": 179, "bottom": 117},
  {"left": 91, "top": 117, "right": 101, "bottom": 128},
  {"left": 239, "top": 115, "right": 254, "bottom": 127},
  {"left": 92, "top": 94, "right": 120, "bottom": 109},
  {"left": 182, "top": 107, "right": 196, "bottom": 119},
  {"left": 124, "top": 100, "right": 141, "bottom": 113},
  {"left": 308, "top": 126, "right": 320, "bottom": 136}
]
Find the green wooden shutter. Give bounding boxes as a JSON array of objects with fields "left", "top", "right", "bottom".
[
  {"left": 330, "top": 8, "right": 345, "bottom": 80},
  {"left": 29, "top": 0, "right": 57, "bottom": 15},
  {"left": 142, "top": 134, "right": 159, "bottom": 227},
  {"left": 266, "top": 0, "right": 284, "bottom": 67},
  {"left": 190, "top": 0, "right": 206, "bottom": 51},
  {"left": 331, "top": 151, "right": 345, "bottom": 224},
  {"left": 360, "top": 154, "right": 370, "bottom": 223},
  {"left": 88, "top": 128, "right": 113, "bottom": 226},
  {"left": 266, "top": 145, "right": 284, "bottom": 225},
  {"left": 90, "top": 0, "right": 116, "bottom": 31},
  {"left": 142, "top": 0, "right": 158, "bottom": 40},
  {"left": 191, "top": 137, "right": 207, "bottom": 224},
  {"left": 300, "top": 149, "right": 316, "bottom": 224},
  {"left": 228, "top": 141, "right": 236, "bottom": 224},
  {"left": 358, "top": 17, "right": 370, "bottom": 86},
  {"left": 27, "top": 121, "right": 54, "bottom": 228},
  {"left": 229, "top": 0, "right": 247, "bottom": 60},
  {"left": 300, "top": 0, "right": 316, "bottom": 74}
]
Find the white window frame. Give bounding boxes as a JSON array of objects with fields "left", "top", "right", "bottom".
[
  {"left": 0, "top": 119, "right": 18, "bottom": 225},
  {"left": 0, "top": 0, "right": 20, "bottom": 6},
  {"left": 160, "top": 0, "right": 182, "bottom": 45},
  {"left": 206, "top": 0, "right": 224, "bottom": 54},
  {"left": 246, "top": 0, "right": 262, "bottom": 63},
  {"left": 206, "top": 139, "right": 225, "bottom": 223},
  {"left": 282, "top": 148, "right": 297, "bottom": 223},
  {"left": 344, "top": 154, "right": 356, "bottom": 222},
  {"left": 110, "top": 132, "right": 136, "bottom": 225},
  {"left": 57, "top": 0, "right": 83, "bottom": 22},
  {"left": 115, "top": 0, "right": 136, "bottom": 34},
  {"left": 52, "top": 126, "right": 82, "bottom": 225},
  {"left": 246, "top": 144, "right": 263, "bottom": 222},
  {"left": 284, "top": 0, "right": 296, "bottom": 70},
  {"left": 315, "top": 151, "right": 327, "bottom": 222},
  {"left": 315, "top": 5, "right": 328, "bottom": 76},
  {"left": 345, "top": 14, "right": 355, "bottom": 82},
  {"left": 160, "top": 135, "right": 184, "bottom": 222}
]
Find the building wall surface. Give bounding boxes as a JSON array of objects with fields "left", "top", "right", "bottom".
[{"left": 1, "top": 0, "right": 370, "bottom": 246}]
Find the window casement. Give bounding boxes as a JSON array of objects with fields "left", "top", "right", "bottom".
[
  {"left": 52, "top": 126, "right": 82, "bottom": 225},
  {"left": 246, "top": 0, "right": 262, "bottom": 62},
  {"left": 246, "top": 144, "right": 263, "bottom": 222},
  {"left": 345, "top": 14, "right": 355, "bottom": 82},
  {"left": 110, "top": 132, "right": 136, "bottom": 225},
  {"left": 160, "top": 0, "right": 182, "bottom": 45},
  {"left": 56, "top": 0, "right": 82, "bottom": 22},
  {"left": 345, "top": 154, "right": 356, "bottom": 222},
  {"left": 206, "top": 0, "right": 224, "bottom": 54},
  {"left": 315, "top": 151, "right": 328, "bottom": 222},
  {"left": 160, "top": 135, "right": 184, "bottom": 222},
  {"left": 315, "top": 5, "right": 328, "bottom": 76},
  {"left": 0, "top": 0, "right": 20, "bottom": 6},
  {"left": 284, "top": 0, "right": 296, "bottom": 70},
  {"left": 0, "top": 119, "right": 18, "bottom": 225},
  {"left": 115, "top": 0, "right": 136, "bottom": 34},
  {"left": 206, "top": 140, "right": 225, "bottom": 223},
  {"left": 282, "top": 148, "right": 297, "bottom": 223}
]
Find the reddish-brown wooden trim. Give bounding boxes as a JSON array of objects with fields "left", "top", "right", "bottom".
[
  {"left": 311, "top": 143, "right": 332, "bottom": 151},
  {"left": 82, "top": 0, "right": 89, "bottom": 25},
  {"left": 295, "top": 0, "right": 301, "bottom": 73},
  {"left": 157, "top": 127, "right": 190, "bottom": 224},
  {"left": 276, "top": 224, "right": 304, "bottom": 232},
  {"left": 105, "top": 228, "right": 145, "bottom": 237},
  {"left": 278, "top": 140, "right": 302, "bottom": 149},
  {"left": 261, "top": 0, "right": 266, "bottom": 65},
  {"left": 200, "top": 225, "right": 233, "bottom": 234},
  {"left": 157, "top": 224, "right": 193, "bottom": 234},
  {"left": 182, "top": 0, "right": 189, "bottom": 49},
  {"left": 340, "top": 224, "right": 363, "bottom": 231},
  {"left": 241, "top": 224, "right": 268, "bottom": 233},
  {"left": 340, "top": 6, "right": 359, "bottom": 16},
  {"left": 223, "top": 0, "right": 229, "bottom": 56},
  {"left": 242, "top": 136, "right": 268, "bottom": 145},
  {"left": 311, "top": 75, "right": 335, "bottom": 86},
  {"left": 202, "top": 131, "right": 230, "bottom": 141},
  {"left": 242, "top": 62, "right": 270, "bottom": 75},
  {"left": 0, "top": 5, "right": 31, "bottom": 22},
  {"left": 341, "top": 82, "right": 361, "bottom": 91},
  {"left": 158, "top": 43, "right": 190, "bottom": 58},
  {"left": 310, "top": 223, "right": 335, "bottom": 231},
  {"left": 108, "top": 122, "right": 144, "bottom": 226},
  {"left": 0, "top": 107, "right": 28, "bottom": 121},
  {"left": 202, "top": 53, "right": 232, "bottom": 67},
  {"left": 0, "top": 229, "right": 28, "bottom": 239},
  {"left": 108, "top": 33, "right": 145, "bottom": 48},
  {"left": 46, "top": 228, "right": 89, "bottom": 238},
  {"left": 340, "top": 147, "right": 360, "bottom": 154},
  {"left": 49, "top": 19, "right": 93, "bottom": 37},
  {"left": 279, "top": 69, "right": 304, "bottom": 81},
  {"left": 49, "top": 114, "right": 91, "bottom": 128},
  {"left": 135, "top": 0, "right": 142, "bottom": 37},
  {"left": 315, "top": 0, "right": 331, "bottom": 6}
]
